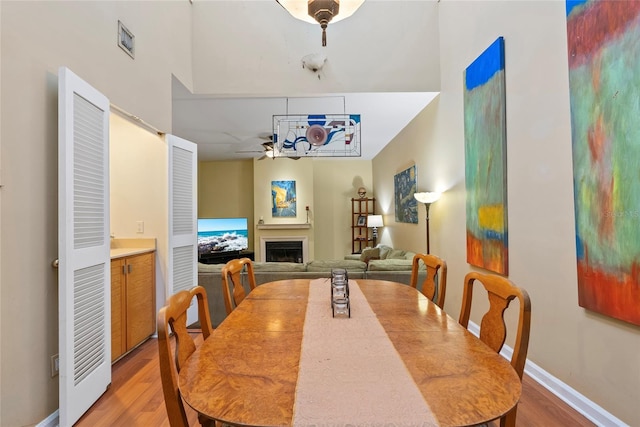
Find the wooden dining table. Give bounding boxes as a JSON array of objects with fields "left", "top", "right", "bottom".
[{"left": 178, "top": 279, "right": 521, "bottom": 426}]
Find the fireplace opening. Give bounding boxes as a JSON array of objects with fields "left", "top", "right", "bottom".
[{"left": 265, "top": 241, "right": 304, "bottom": 263}]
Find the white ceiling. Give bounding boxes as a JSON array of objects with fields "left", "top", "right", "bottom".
[
  {"left": 171, "top": 78, "right": 438, "bottom": 161},
  {"left": 170, "top": 0, "right": 441, "bottom": 162}
]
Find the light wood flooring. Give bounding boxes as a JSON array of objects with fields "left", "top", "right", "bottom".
[{"left": 75, "top": 335, "right": 596, "bottom": 427}]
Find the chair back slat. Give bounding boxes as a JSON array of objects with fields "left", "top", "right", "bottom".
[
  {"left": 221, "top": 257, "right": 256, "bottom": 314},
  {"left": 157, "top": 286, "right": 213, "bottom": 427},
  {"left": 410, "top": 253, "right": 447, "bottom": 309},
  {"left": 458, "top": 271, "right": 531, "bottom": 427}
]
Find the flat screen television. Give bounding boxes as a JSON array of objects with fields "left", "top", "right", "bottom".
[{"left": 197, "top": 217, "right": 249, "bottom": 255}]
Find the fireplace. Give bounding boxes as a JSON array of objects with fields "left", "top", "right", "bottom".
[
  {"left": 260, "top": 236, "right": 309, "bottom": 263},
  {"left": 265, "top": 241, "right": 303, "bottom": 263}
]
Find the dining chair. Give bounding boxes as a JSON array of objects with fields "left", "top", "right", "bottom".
[
  {"left": 458, "top": 271, "right": 531, "bottom": 427},
  {"left": 157, "top": 286, "right": 214, "bottom": 427},
  {"left": 409, "top": 253, "right": 448, "bottom": 309},
  {"left": 221, "top": 257, "right": 257, "bottom": 314}
]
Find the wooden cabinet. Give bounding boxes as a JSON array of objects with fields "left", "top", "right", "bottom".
[
  {"left": 111, "top": 251, "right": 155, "bottom": 362},
  {"left": 351, "top": 197, "right": 376, "bottom": 254}
]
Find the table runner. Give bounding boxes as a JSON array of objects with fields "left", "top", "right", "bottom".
[{"left": 292, "top": 279, "right": 438, "bottom": 427}]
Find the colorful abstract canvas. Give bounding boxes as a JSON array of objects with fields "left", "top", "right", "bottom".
[
  {"left": 463, "top": 37, "right": 508, "bottom": 275},
  {"left": 271, "top": 180, "right": 296, "bottom": 217},
  {"left": 566, "top": 0, "right": 640, "bottom": 325},
  {"left": 394, "top": 165, "right": 417, "bottom": 224}
]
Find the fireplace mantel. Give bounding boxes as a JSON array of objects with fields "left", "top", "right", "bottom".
[{"left": 257, "top": 223, "right": 311, "bottom": 230}]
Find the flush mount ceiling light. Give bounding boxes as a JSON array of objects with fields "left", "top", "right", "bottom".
[{"left": 277, "top": 0, "right": 365, "bottom": 46}]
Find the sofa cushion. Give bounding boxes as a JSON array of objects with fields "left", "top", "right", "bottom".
[
  {"left": 367, "top": 259, "right": 413, "bottom": 271},
  {"left": 306, "top": 259, "right": 367, "bottom": 272},
  {"left": 252, "top": 262, "right": 307, "bottom": 272}
]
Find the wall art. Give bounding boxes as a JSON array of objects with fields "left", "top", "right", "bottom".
[
  {"left": 566, "top": 0, "right": 640, "bottom": 325},
  {"left": 271, "top": 180, "right": 297, "bottom": 217},
  {"left": 394, "top": 165, "right": 417, "bottom": 224},
  {"left": 463, "top": 36, "right": 509, "bottom": 275}
]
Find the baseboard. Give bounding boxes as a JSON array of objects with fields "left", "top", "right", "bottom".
[
  {"left": 36, "top": 410, "right": 58, "bottom": 427},
  {"left": 467, "top": 321, "right": 628, "bottom": 427}
]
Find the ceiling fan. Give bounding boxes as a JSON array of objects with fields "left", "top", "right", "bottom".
[{"left": 235, "top": 133, "right": 300, "bottom": 160}]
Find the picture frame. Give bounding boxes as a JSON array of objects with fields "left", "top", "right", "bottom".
[{"left": 357, "top": 215, "right": 367, "bottom": 226}]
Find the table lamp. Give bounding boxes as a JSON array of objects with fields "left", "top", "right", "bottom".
[{"left": 367, "top": 214, "right": 384, "bottom": 246}]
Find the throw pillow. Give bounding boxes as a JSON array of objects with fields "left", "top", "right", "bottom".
[{"left": 359, "top": 247, "right": 380, "bottom": 264}]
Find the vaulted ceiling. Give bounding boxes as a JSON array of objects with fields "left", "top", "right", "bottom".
[{"left": 170, "top": 0, "right": 441, "bottom": 162}]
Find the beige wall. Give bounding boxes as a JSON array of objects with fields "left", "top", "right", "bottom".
[
  {"left": 312, "top": 159, "right": 373, "bottom": 259},
  {"left": 198, "top": 160, "right": 255, "bottom": 250},
  {"left": 0, "top": 2, "right": 192, "bottom": 425},
  {"left": 197, "top": 158, "right": 372, "bottom": 261},
  {"left": 373, "top": 1, "right": 640, "bottom": 425},
  {"left": 110, "top": 113, "right": 168, "bottom": 316}
]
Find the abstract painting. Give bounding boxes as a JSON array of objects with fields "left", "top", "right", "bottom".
[
  {"left": 271, "top": 180, "right": 297, "bottom": 217},
  {"left": 463, "top": 37, "right": 508, "bottom": 275},
  {"left": 394, "top": 165, "right": 417, "bottom": 224},
  {"left": 566, "top": 0, "right": 640, "bottom": 325}
]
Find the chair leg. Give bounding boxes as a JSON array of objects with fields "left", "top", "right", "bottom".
[
  {"left": 500, "top": 406, "right": 517, "bottom": 427},
  {"left": 198, "top": 414, "right": 215, "bottom": 427}
]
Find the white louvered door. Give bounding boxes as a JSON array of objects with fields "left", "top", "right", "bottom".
[
  {"left": 58, "top": 67, "right": 111, "bottom": 426},
  {"left": 167, "top": 134, "right": 198, "bottom": 323}
]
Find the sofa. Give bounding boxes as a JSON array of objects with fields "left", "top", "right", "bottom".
[{"left": 198, "top": 244, "right": 425, "bottom": 327}]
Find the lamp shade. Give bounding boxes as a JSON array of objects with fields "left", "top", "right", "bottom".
[
  {"left": 414, "top": 192, "right": 441, "bottom": 205},
  {"left": 367, "top": 215, "right": 383, "bottom": 228},
  {"left": 277, "top": 0, "right": 366, "bottom": 24}
]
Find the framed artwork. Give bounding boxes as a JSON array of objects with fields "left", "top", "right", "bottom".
[
  {"left": 271, "top": 180, "right": 297, "bottom": 217},
  {"left": 394, "top": 165, "right": 417, "bottom": 224},
  {"left": 357, "top": 215, "right": 367, "bottom": 226},
  {"left": 463, "top": 36, "right": 508, "bottom": 275},
  {"left": 566, "top": 0, "right": 640, "bottom": 326}
]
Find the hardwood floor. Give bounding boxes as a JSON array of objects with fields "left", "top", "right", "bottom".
[{"left": 76, "top": 335, "right": 595, "bottom": 427}]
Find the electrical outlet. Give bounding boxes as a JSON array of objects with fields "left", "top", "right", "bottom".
[
  {"left": 136, "top": 221, "right": 144, "bottom": 234},
  {"left": 51, "top": 354, "right": 59, "bottom": 378}
]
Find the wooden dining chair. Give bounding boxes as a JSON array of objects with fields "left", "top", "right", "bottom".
[
  {"left": 221, "top": 257, "right": 257, "bottom": 314},
  {"left": 409, "top": 253, "right": 448, "bottom": 309},
  {"left": 157, "top": 286, "right": 214, "bottom": 427},
  {"left": 458, "top": 271, "right": 531, "bottom": 427}
]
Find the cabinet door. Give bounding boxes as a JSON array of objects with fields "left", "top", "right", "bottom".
[
  {"left": 125, "top": 252, "right": 156, "bottom": 351},
  {"left": 110, "top": 259, "right": 126, "bottom": 362}
]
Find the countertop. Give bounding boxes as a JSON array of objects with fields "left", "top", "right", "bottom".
[{"left": 110, "top": 238, "right": 156, "bottom": 259}]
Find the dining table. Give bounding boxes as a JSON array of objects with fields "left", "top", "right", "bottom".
[{"left": 178, "top": 278, "right": 522, "bottom": 426}]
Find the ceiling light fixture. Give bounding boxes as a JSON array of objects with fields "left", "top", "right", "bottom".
[{"left": 277, "top": 0, "right": 365, "bottom": 47}]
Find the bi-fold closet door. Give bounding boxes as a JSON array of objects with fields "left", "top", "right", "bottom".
[{"left": 58, "top": 67, "right": 198, "bottom": 426}]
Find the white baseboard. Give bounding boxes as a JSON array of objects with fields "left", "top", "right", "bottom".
[
  {"left": 36, "top": 409, "right": 58, "bottom": 427},
  {"left": 467, "top": 321, "right": 627, "bottom": 427}
]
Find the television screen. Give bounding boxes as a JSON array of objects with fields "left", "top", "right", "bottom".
[{"left": 197, "top": 217, "right": 249, "bottom": 254}]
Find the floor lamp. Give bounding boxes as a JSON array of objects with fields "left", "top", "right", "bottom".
[{"left": 413, "top": 192, "right": 441, "bottom": 254}]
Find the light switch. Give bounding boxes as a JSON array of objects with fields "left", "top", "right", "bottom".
[{"left": 136, "top": 221, "right": 144, "bottom": 234}]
